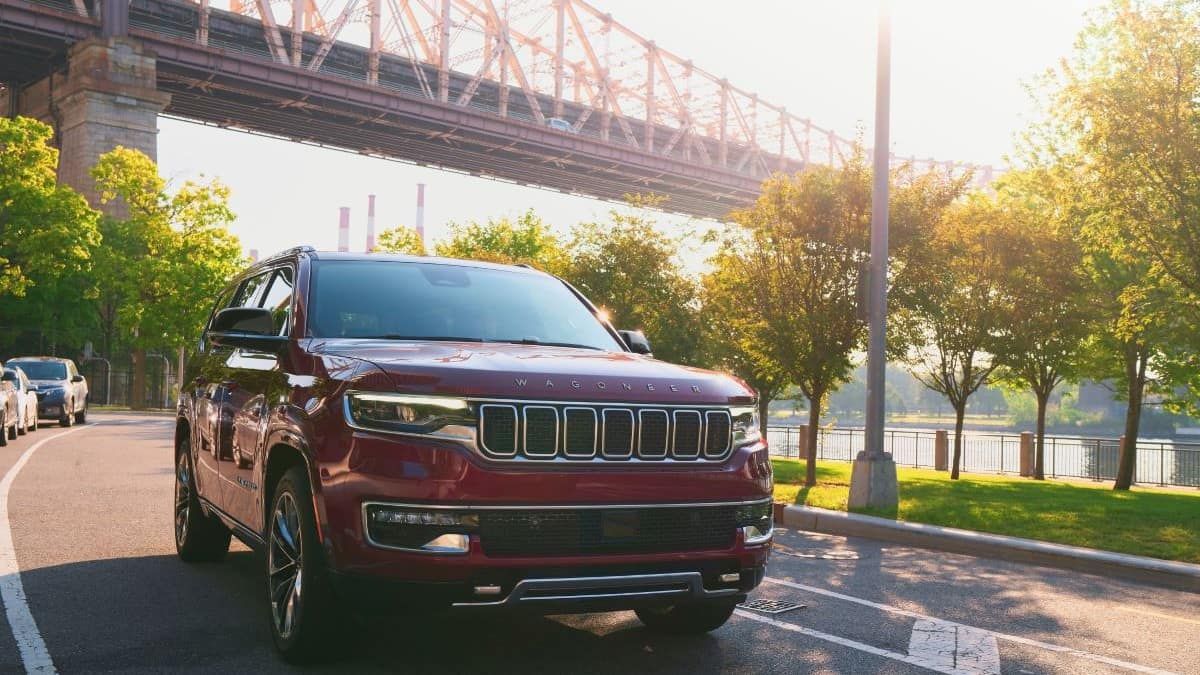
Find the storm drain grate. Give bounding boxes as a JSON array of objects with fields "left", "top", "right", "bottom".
[{"left": 737, "top": 598, "right": 806, "bottom": 614}]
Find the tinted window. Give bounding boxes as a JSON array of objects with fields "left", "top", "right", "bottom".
[
  {"left": 233, "top": 272, "right": 271, "bottom": 309},
  {"left": 307, "top": 261, "right": 622, "bottom": 350},
  {"left": 260, "top": 268, "right": 294, "bottom": 335},
  {"left": 7, "top": 361, "right": 67, "bottom": 380}
]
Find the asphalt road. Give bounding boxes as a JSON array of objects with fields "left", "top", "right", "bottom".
[{"left": 0, "top": 414, "right": 1195, "bottom": 674}]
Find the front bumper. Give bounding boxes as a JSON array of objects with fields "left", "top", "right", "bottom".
[{"left": 37, "top": 403, "right": 63, "bottom": 419}]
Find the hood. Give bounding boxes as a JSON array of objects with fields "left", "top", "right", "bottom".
[{"left": 308, "top": 339, "right": 753, "bottom": 405}]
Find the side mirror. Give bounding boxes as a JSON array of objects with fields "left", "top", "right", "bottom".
[
  {"left": 207, "top": 307, "right": 288, "bottom": 354},
  {"left": 618, "top": 329, "right": 653, "bottom": 356},
  {"left": 71, "top": 374, "right": 85, "bottom": 383}
]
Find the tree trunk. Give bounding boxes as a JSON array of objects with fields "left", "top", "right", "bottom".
[
  {"left": 131, "top": 348, "right": 146, "bottom": 411},
  {"left": 757, "top": 396, "right": 771, "bottom": 435},
  {"left": 804, "top": 393, "right": 822, "bottom": 488},
  {"left": 950, "top": 403, "right": 966, "bottom": 480},
  {"left": 1034, "top": 390, "right": 1049, "bottom": 481},
  {"left": 1113, "top": 343, "right": 1147, "bottom": 491}
]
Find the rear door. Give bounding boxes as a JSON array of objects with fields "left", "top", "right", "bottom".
[{"left": 221, "top": 265, "right": 295, "bottom": 530}]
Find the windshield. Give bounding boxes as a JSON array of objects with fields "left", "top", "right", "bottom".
[
  {"left": 7, "top": 361, "right": 67, "bottom": 380},
  {"left": 308, "top": 260, "right": 623, "bottom": 351}
]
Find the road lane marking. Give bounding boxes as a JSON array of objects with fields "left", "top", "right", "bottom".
[
  {"left": 734, "top": 609, "right": 969, "bottom": 675},
  {"left": 908, "top": 619, "right": 1000, "bottom": 675},
  {"left": 0, "top": 424, "right": 94, "bottom": 674},
  {"left": 764, "top": 577, "right": 1178, "bottom": 675}
]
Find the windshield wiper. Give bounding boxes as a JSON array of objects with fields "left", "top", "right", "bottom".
[
  {"left": 357, "top": 335, "right": 485, "bottom": 342},
  {"left": 490, "top": 338, "right": 605, "bottom": 350}
]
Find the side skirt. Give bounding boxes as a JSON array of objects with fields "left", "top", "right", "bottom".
[{"left": 200, "top": 497, "right": 266, "bottom": 551}]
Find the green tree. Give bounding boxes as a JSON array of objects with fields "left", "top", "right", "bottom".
[
  {"left": 700, "top": 244, "right": 789, "bottom": 423},
  {"left": 434, "top": 210, "right": 567, "bottom": 272},
  {"left": 91, "top": 147, "right": 245, "bottom": 408},
  {"left": 730, "top": 162, "right": 871, "bottom": 487},
  {"left": 373, "top": 226, "right": 426, "bottom": 255},
  {"left": 904, "top": 195, "right": 1015, "bottom": 480},
  {"left": 989, "top": 168, "right": 1091, "bottom": 480},
  {"left": 562, "top": 211, "right": 701, "bottom": 366},
  {"left": 0, "top": 116, "right": 99, "bottom": 299}
]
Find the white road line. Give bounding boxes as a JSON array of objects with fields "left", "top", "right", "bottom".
[
  {"left": 0, "top": 424, "right": 94, "bottom": 674},
  {"left": 735, "top": 609, "right": 966, "bottom": 674},
  {"left": 908, "top": 619, "right": 1000, "bottom": 675},
  {"left": 764, "top": 577, "right": 1179, "bottom": 675}
]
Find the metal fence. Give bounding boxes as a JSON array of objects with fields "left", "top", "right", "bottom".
[
  {"left": 78, "top": 356, "right": 175, "bottom": 409},
  {"left": 766, "top": 426, "right": 1200, "bottom": 488}
]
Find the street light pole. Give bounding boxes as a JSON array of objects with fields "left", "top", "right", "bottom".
[{"left": 849, "top": 1, "right": 898, "bottom": 510}]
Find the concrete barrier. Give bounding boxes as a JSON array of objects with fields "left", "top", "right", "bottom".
[{"left": 781, "top": 504, "right": 1200, "bottom": 593}]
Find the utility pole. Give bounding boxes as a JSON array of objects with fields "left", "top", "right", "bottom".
[{"left": 849, "top": 1, "right": 898, "bottom": 510}]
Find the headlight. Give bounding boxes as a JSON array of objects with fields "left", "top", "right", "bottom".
[
  {"left": 735, "top": 501, "right": 774, "bottom": 545},
  {"left": 345, "top": 392, "right": 474, "bottom": 438},
  {"left": 730, "top": 405, "right": 761, "bottom": 446}
]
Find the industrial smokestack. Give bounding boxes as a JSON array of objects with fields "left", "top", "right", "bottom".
[
  {"left": 415, "top": 183, "right": 426, "bottom": 245},
  {"left": 366, "top": 194, "right": 377, "bottom": 252},
  {"left": 338, "top": 207, "right": 350, "bottom": 252}
]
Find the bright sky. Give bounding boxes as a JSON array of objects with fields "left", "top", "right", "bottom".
[{"left": 157, "top": 0, "right": 1101, "bottom": 259}]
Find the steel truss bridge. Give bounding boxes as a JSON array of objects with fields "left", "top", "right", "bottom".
[{"left": 0, "top": 0, "right": 997, "bottom": 219}]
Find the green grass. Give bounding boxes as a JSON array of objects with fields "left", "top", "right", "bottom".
[{"left": 772, "top": 458, "right": 1200, "bottom": 563}]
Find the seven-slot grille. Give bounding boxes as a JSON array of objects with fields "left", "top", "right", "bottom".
[{"left": 478, "top": 403, "right": 733, "bottom": 461}]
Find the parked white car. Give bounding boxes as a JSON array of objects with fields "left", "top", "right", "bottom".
[{"left": 1, "top": 368, "right": 38, "bottom": 435}]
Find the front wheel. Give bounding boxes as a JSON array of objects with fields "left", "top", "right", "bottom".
[
  {"left": 268, "top": 467, "right": 345, "bottom": 663},
  {"left": 27, "top": 411, "right": 36, "bottom": 433},
  {"left": 5, "top": 416, "right": 15, "bottom": 440},
  {"left": 59, "top": 401, "right": 73, "bottom": 427},
  {"left": 635, "top": 600, "right": 738, "bottom": 634},
  {"left": 74, "top": 397, "right": 87, "bottom": 424},
  {"left": 174, "top": 440, "right": 230, "bottom": 562},
  {"left": 0, "top": 412, "right": 8, "bottom": 446}
]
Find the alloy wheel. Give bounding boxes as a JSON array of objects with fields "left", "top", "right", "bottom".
[
  {"left": 175, "top": 450, "right": 192, "bottom": 545},
  {"left": 269, "top": 492, "right": 304, "bottom": 641}
]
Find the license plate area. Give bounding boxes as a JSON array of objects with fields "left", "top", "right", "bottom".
[{"left": 600, "top": 510, "right": 640, "bottom": 541}]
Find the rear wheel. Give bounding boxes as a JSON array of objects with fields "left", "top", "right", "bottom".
[
  {"left": 174, "top": 438, "right": 231, "bottom": 562},
  {"left": 268, "top": 466, "right": 344, "bottom": 663},
  {"left": 74, "top": 397, "right": 87, "bottom": 424},
  {"left": 635, "top": 600, "right": 738, "bottom": 634}
]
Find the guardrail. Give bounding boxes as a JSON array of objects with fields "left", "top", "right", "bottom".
[{"left": 765, "top": 426, "right": 1200, "bottom": 488}]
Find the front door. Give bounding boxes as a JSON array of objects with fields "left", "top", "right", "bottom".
[{"left": 219, "top": 266, "right": 294, "bottom": 532}]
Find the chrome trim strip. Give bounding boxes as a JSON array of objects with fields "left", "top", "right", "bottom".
[
  {"left": 452, "top": 572, "right": 739, "bottom": 608},
  {"left": 704, "top": 410, "right": 734, "bottom": 459},
  {"left": 470, "top": 396, "right": 733, "bottom": 409},
  {"left": 743, "top": 524, "right": 775, "bottom": 546},
  {"left": 478, "top": 404, "right": 519, "bottom": 457},
  {"left": 562, "top": 406, "right": 598, "bottom": 458},
  {"left": 600, "top": 408, "right": 635, "bottom": 458},
  {"left": 671, "top": 410, "right": 703, "bottom": 459},
  {"left": 521, "top": 405, "right": 560, "bottom": 458},
  {"left": 362, "top": 497, "right": 771, "bottom": 511},
  {"left": 636, "top": 409, "right": 670, "bottom": 459},
  {"left": 360, "top": 502, "right": 470, "bottom": 555}
]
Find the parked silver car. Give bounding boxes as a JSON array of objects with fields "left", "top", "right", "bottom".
[{"left": 2, "top": 367, "right": 39, "bottom": 435}]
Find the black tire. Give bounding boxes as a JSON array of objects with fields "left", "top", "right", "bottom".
[
  {"left": 27, "top": 412, "right": 36, "bottom": 433},
  {"left": 74, "top": 397, "right": 87, "bottom": 425},
  {"left": 635, "top": 600, "right": 738, "bottom": 635},
  {"left": 16, "top": 417, "right": 24, "bottom": 436},
  {"left": 174, "top": 438, "right": 231, "bottom": 562},
  {"left": 267, "top": 466, "right": 345, "bottom": 664},
  {"left": 5, "top": 417, "right": 14, "bottom": 440},
  {"left": 0, "top": 412, "right": 8, "bottom": 447},
  {"left": 59, "top": 400, "right": 73, "bottom": 427}
]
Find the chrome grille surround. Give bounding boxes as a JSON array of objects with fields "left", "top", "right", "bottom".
[{"left": 475, "top": 400, "right": 736, "bottom": 462}]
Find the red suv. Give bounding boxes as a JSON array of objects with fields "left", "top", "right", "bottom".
[{"left": 175, "top": 247, "right": 772, "bottom": 662}]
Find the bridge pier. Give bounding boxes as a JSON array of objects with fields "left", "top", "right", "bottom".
[{"left": 51, "top": 38, "right": 170, "bottom": 215}]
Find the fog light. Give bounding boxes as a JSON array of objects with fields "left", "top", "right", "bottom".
[
  {"left": 735, "top": 501, "right": 774, "bottom": 545},
  {"left": 421, "top": 533, "right": 469, "bottom": 553},
  {"left": 719, "top": 572, "right": 741, "bottom": 583}
]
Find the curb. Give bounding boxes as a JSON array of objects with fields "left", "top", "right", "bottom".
[{"left": 781, "top": 504, "right": 1200, "bottom": 593}]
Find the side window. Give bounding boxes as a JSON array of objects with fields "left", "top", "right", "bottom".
[
  {"left": 233, "top": 272, "right": 271, "bottom": 309},
  {"left": 259, "top": 267, "right": 295, "bottom": 336}
]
